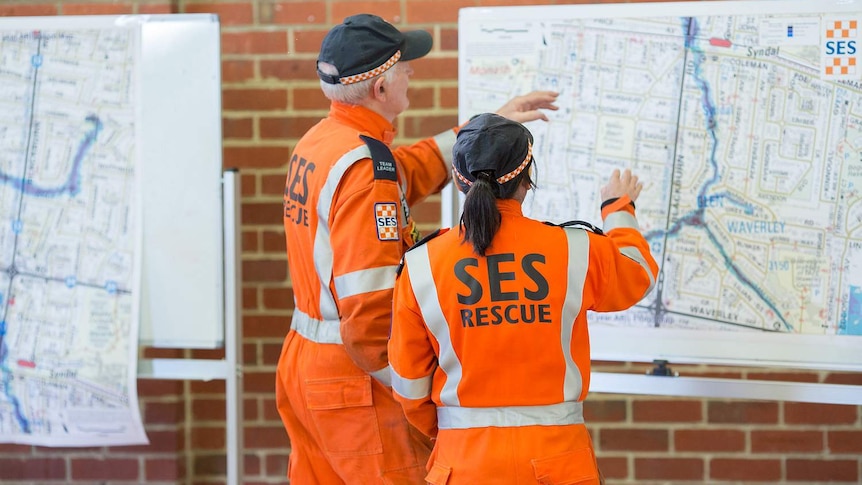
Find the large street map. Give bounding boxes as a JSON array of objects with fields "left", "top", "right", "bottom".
[
  {"left": 0, "top": 21, "right": 146, "bottom": 445},
  {"left": 459, "top": 2, "right": 862, "bottom": 344}
]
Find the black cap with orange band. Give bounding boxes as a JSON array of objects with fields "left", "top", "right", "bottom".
[{"left": 452, "top": 113, "right": 534, "bottom": 194}]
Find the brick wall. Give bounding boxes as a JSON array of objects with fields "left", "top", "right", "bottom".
[{"left": 0, "top": 1, "right": 860, "bottom": 484}]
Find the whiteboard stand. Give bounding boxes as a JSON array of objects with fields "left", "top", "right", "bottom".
[{"left": 137, "top": 169, "right": 244, "bottom": 485}]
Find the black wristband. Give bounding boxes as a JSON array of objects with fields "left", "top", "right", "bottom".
[{"left": 601, "top": 197, "right": 636, "bottom": 210}]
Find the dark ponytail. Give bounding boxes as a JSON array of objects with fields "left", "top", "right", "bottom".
[{"left": 459, "top": 167, "right": 533, "bottom": 256}]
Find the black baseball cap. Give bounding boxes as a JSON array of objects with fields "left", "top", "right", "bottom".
[
  {"left": 317, "top": 14, "right": 432, "bottom": 85},
  {"left": 452, "top": 113, "right": 534, "bottom": 193}
]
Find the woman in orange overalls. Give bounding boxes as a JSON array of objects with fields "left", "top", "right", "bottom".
[{"left": 388, "top": 113, "right": 659, "bottom": 484}]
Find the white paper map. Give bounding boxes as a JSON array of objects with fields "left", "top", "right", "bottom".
[
  {"left": 0, "top": 22, "right": 146, "bottom": 446},
  {"left": 459, "top": 2, "right": 862, "bottom": 340}
]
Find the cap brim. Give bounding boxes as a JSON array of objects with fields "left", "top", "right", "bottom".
[{"left": 401, "top": 30, "right": 432, "bottom": 61}]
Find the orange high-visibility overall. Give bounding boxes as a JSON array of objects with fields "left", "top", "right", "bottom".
[
  {"left": 276, "top": 101, "right": 453, "bottom": 484},
  {"left": 389, "top": 198, "right": 659, "bottom": 484}
]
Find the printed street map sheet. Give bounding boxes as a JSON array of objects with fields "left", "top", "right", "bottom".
[
  {"left": 0, "top": 19, "right": 146, "bottom": 446},
  {"left": 459, "top": 1, "right": 862, "bottom": 367}
]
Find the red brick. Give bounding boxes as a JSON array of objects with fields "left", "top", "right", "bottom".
[
  {"left": 62, "top": 3, "right": 133, "bottom": 15},
  {"left": 824, "top": 372, "right": 862, "bottom": 385},
  {"left": 260, "top": 116, "right": 320, "bottom": 138},
  {"left": 0, "top": 444, "right": 30, "bottom": 453},
  {"left": 828, "top": 430, "right": 862, "bottom": 453},
  {"left": 185, "top": 2, "right": 253, "bottom": 25},
  {"left": 126, "top": 429, "right": 184, "bottom": 453},
  {"left": 0, "top": 458, "right": 66, "bottom": 480},
  {"left": 596, "top": 456, "right": 627, "bottom": 479},
  {"left": 785, "top": 402, "right": 858, "bottom": 424},
  {"left": 245, "top": 370, "right": 277, "bottom": 393},
  {"left": 408, "top": 86, "right": 435, "bottom": 109},
  {"left": 71, "top": 458, "right": 139, "bottom": 480},
  {"left": 243, "top": 286, "right": 259, "bottom": 309},
  {"left": 599, "top": 428, "right": 668, "bottom": 452},
  {"left": 261, "top": 59, "right": 318, "bottom": 80},
  {"left": 751, "top": 430, "right": 823, "bottom": 452},
  {"left": 710, "top": 458, "right": 781, "bottom": 481},
  {"left": 242, "top": 201, "right": 283, "bottom": 225},
  {"left": 633, "top": 399, "right": 702, "bottom": 422},
  {"left": 245, "top": 453, "right": 262, "bottom": 475},
  {"left": 634, "top": 457, "right": 703, "bottom": 480},
  {"left": 675, "top": 429, "right": 744, "bottom": 452},
  {"left": 412, "top": 198, "right": 443, "bottom": 225},
  {"left": 263, "top": 287, "right": 293, "bottom": 309},
  {"left": 261, "top": 174, "right": 287, "bottom": 196},
  {"left": 141, "top": 347, "right": 183, "bottom": 359},
  {"left": 137, "top": 379, "right": 184, "bottom": 396},
  {"left": 262, "top": 396, "right": 282, "bottom": 420},
  {"left": 0, "top": 4, "right": 57, "bottom": 15},
  {"left": 263, "top": 229, "right": 288, "bottom": 253},
  {"left": 747, "top": 371, "right": 819, "bottom": 382},
  {"left": 139, "top": 3, "right": 175, "bottom": 14},
  {"left": 786, "top": 459, "right": 859, "bottom": 482},
  {"left": 413, "top": 57, "right": 459, "bottom": 80},
  {"left": 441, "top": 86, "right": 459, "bottom": 108},
  {"left": 584, "top": 400, "right": 627, "bottom": 422},
  {"left": 223, "top": 31, "right": 288, "bottom": 55},
  {"left": 223, "top": 88, "right": 288, "bottom": 111},
  {"left": 245, "top": 425, "right": 290, "bottom": 448},
  {"left": 244, "top": 315, "right": 291, "bottom": 339},
  {"left": 267, "top": 452, "right": 290, "bottom": 476},
  {"left": 263, "top": 342, "right": 286, "bottom": 366},
  {"left": 145, "top": 400, "right": 186, "bottom": 424},
  {"left": 190, "top": 379, "right": 225, "bottom": 394},
  {"left": 293, "top": 28, "right": 329, "bottom": 53},
  {"left": 192, "top": 397, "right": 227, "bottom": 420},
  {"left": 241, "top": 172, "right": 257, "bottom": 195},
  {"left": 224, "top": 146, "right": 292, "bottom": 169},
  {"left": 243, "top": 230, "right": 260, "bottom": 252},
  {"left": 406, "top": 0, "right": 473, "bottom": 23},
  {"left": 332, "top": 1, "right": 401, "bottom": 23},
  {"left": 194, "top": 453, "right": 227, "bottom": 475},
  {"left": 271, "top": 1, "right": 326, "bottom": 24},
  {"left": 192, "top": 425, "right": 227, "bottom": 449},
  {"left": 708, "top": 400, "right": 778, "bottom": 424},
  {"left": 146, "top": 457, "right": 187, "bottom": 481},
  {"left": 293, "top": 87, "right": 330, "bottom": 110},
  {"left": 244, "top": 343, "right": 259, "bottom": 366},
  {"left": 224, "top": 117, "right": 254, "bottom": 140},
  {"left": 243, "top": 259, "right": 288, "bottom": 283},
  {"left": 440, "top": 28, "right": 458, "bottom": 51},
  {"left": 222, "top": 60, "right": 255, "bottom": 83},
  {"left": 402, "top": 114, "right": 458, "bottom": 138}
]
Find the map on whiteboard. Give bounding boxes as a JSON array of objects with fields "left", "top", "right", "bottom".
[
  {"left": 0, "top": 25, "right": 146, "bottom": 445},
  {"left": 460, "top": 6, "right": 862, "bottom": 337}
]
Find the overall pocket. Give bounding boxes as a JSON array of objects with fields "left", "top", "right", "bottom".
[
  {"left": 305, "top": 375, "right": 383, "bottom": 456},
  {"left": 424, "top": 462, "right": 452, "bottom": 485},
  {"left": 531, "top": 448, "right": 599, "bottom": 485}
]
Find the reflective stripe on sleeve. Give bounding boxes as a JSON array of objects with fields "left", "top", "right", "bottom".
[
  {"left": 291, "top": 308, "right": 342, "bottom": 344},
  {"left": 405, "top": 244, "right": 463, "bottom": 407},
  {"left": 437, "top": 402, "right": 584, "bottom": 429},
  {"left": 562, "top": 228, "right": 588, "bottom": 401},
  {"left": 603, "top": 210, "right": 639, "bottom": 232},
  {"left": 313, "top": 145, "right": 373, "bottom": 320},
  {"left": 369, "top": 365, "right": 393, "bottom": 387},
  {"left": 334, "top": 265, "right": 398, "bottom": 299},
  {"left": 619, "top": 245, "right": 656, "bottom": 297},
  {"left": 391, "top": 367, "right": 433, "bottom": 400}
]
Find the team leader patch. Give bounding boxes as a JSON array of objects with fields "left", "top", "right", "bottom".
[{"left": 374, "top": 202, "right": 399, "bottom": 241}]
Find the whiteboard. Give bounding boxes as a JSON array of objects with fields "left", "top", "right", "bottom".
[
  {"left": 456, "top": 0, "right": 862, "bottom": 371},
  {"left": 0, "top": 14, "right": 225, "bottom": 349}
]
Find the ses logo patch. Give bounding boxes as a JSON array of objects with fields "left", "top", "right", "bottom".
[
  {"left": 823, "top": 19, "right": 859, "bottom": 78},
  {"left": 375, "top": 202, "right": 399, "bottom": 241}
]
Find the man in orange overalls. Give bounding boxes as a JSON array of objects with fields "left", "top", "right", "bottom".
[
  {"left": 275, "top": 14, "right": 559, "bottom": 484},
  {"left": 388, "top": 113, "right": 659, "bottom": 484}
]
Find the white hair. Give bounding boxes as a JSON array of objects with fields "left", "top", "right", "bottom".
[{"left": 318, "top": 61, "right": 400, "bottom": 105}]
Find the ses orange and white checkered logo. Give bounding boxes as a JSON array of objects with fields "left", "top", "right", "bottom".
[
  {"left": 375, "top": 202, "right": 399, "bottom": 241},
  {"left": 824, "top": 19, "right": 858, "bottom": 78}
]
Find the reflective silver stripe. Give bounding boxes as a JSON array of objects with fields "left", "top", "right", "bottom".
[
  {"left": 334, "top": 265, "right": 398, "bottom": 299},
  {"left": 370, "top": 365, "right": 393, "bottom": 387},
  {"left": 405, "top": 244, "right": 463, "bottom": 406},
  {"left": 291, "top": 308, "right": 342, "bottom": 344},
  {"left": 433, "top": 129, "right": 457, "bottom": 165},
  {"left": 438, "top": 402, "right": 584, "bottom": 429},
  {"left": 391, "top": 367, "right": 433, "bottom": 400},
  {"left": 603, "top": 210, "right": 639, "bottom": 232},
  {"left": 562, "top": 229, "right": 588, "bottom": 401},
  {"left": 314, "top": 145, "right": 372, "bottom": 320},
  {"left": 620, "top": 246, "right": 656, "bottom": 297}
]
